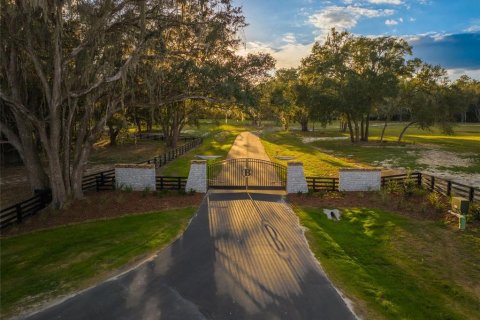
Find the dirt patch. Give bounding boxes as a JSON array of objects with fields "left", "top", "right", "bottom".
[
  {"left": 301, "top": 136, "right": 348, "bottom": 143},
  {"left": 416, "top": 149, "right": 474, "bottom": 168},
  {"left": 0, "top": 166, "right": 32, "bottom": 208},
  {"left": 1, "top": 191, "right": 203, "bottom": 237}
]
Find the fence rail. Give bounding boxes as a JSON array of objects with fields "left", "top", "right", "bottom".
[
  {"left": 0, "top": 137, "right": 203, "bottom": 229},
  {"left": 0, "top": 191, "right": 52, "bottom": 229},
  {"left": 306, "top": 177, "right": 338, "bottom": 192},
  {"left": 156, "top": 176, "right": 187, "bottom": 190},
  {"left": 306, "top": 172, "right": 479, "bottom": 202}
]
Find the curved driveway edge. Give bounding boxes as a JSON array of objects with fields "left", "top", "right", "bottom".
[{"left": 25, "top": 191, "right": 356, "bottom": 320}]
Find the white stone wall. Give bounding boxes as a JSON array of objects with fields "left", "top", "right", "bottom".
[
  {"left": 185, "top": 160, "right": 207, "bottom": 193},
  {"left": 287, "top": 162, "right": 308, "bottom": 194},
  {"left": 339, "top": 169, "right": 381, "bottom": 191},
  {"left": 115, "top": 164, "right": 156, "bottom": 191}
]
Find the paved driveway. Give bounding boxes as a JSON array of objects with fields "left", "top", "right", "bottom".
[
  {"left": 26, "top": 132, "right": 356, "bottom": 319},
  {"left": 26, "top": 191, "right": 355, "bottom": 320}
]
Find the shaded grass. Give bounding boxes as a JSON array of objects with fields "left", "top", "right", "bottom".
[
  {"left": 90, "top": 138, "right": 166, "bottom": 165},
  {"left": 295, "top": 206, "right": 480, "bottom": 319},
  {"left": 260, "top": 130, "right": 358, "bottom": 176},
  {"left": 158, "top": 124, "right": 249, "bottom": 176},
  {"left": 0, "top": 208, "right": 196, "bottom": 317}
]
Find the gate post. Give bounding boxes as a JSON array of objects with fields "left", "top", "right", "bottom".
[
  {"left": 185, "top": 160, "right": 207, "bottom": 193},
  {"left": 287, "top": 162, "right": 308, "bottom": 194}
]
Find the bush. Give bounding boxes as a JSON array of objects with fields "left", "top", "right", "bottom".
[
  {"left": 469, "top": 204, "right": 480, "bottom": 221},
  {"left": 386, "top": 180, "right": 402, "bottom": 194},
  {"left": 427, "top": 192, "right": 447, "bottom": 213}
]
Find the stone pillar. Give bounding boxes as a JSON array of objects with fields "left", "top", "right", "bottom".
[
  {"left": 339, "top": 168, "right": 381, "bottom": 191},
  {"left": 115, "top": 164, "right": 156, "bottom": 191},
  {"left": 287, "top": 162, "right": 308, "bottom": 194},
  {"left": 185, "top": 160, "right": 207, "bottom": 193}
]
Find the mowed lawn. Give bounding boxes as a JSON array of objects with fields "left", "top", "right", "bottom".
[
  {"left": 304, "top": 122, "right": 480, "bottom": 173},
  {"left": 0, "top": 208, "right": 196, "bottom": 317},
  {"left": 260, "top": 130, "right": 358, "bottom": 176},
  {"left": 295, "top": 206, "right": 480, "bottom": 320},
  {"left": 159, "top": 124, "right": 250, "bottom": 176}
]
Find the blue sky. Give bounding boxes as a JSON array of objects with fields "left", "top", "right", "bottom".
[{"left": 235, "top": 0, "right": 480, "bottom": 79}]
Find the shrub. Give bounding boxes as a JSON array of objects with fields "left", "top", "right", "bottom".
[
  {"left": 385, "top": 180, "right": 402, "bottom": 194},
  {"left": 469, "top": 204, "right": 480, "bottom": 221},
  {"left": 427, "top": 192, "right": 447, "bottom": 213}
]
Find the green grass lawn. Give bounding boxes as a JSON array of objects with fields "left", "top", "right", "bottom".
[
  {"left": 0, "top": 208, "right": 196, "bottom": 317},
  {"left": 295, "top": 206, "right": 480, "bottom": 320},
  {"left": 291, "top": 122, "right": 480, "bottom": 174},
  {"left": 159, "top": 124, "right": 250, "bottom": 176},
  {"left": 260, "top": 130, "right": 358, "bottom": 176}
]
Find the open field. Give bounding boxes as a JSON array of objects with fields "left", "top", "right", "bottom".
[
  {"left": 158, "top": 123, "right": 251, "bottom": 176},
  {"left": 0, "top": 207, "right": 196, "bottom": 317},
  {"left": 89, "top": 138, "right": 166, "bottom": 168},
  {"left": 275, "top": 122, "right": 480, "bottom": 185},
  {"left": 294, "top": 205, "right": 480, "bottom": 320},
  {"left": 260, "top": 130, "right": 362, "bottom": 176}
]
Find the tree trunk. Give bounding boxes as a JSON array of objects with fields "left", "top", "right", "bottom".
[
  {"left": 364, "top": 113, "right": 370, "bottom": 142},
  {"left": 360, "top": 117, "right": 365, "bottom": 141},
  {"left": 299, "top": 117, "right": 308, "bottom": 131},
  {"left": 346, "top": 113, "right": 354, "bottom": 143},
  {"left": 352, "top": 118, "right": 360, "bottom": 143},
  {"left": 108, "top": 124, "right": 120, "bottom": 146},
  {"left": 398, "top": 121, "right": 417, "bottom": 143},
  {"left": 380, "top": 120, "right": 388, "bottom": 143},
  {"left": 135, "top": 118, "right": 142, "bottom": 133}
]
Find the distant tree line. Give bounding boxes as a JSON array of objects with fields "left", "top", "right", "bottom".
[{"left": 258, "top": 29, "right": 480, "bottom": 142}]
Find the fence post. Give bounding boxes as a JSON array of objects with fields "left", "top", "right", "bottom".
[
  {"left": 178, "top": 177, "right": 181, "bottom": 189},
  {"left": 381, "top": 176, "right": 385, "bottom": 187},
  {"left": 470, "top": 187, "right": 475, "bottom": 202},
  {"left": 332, "top": 178, "right": 336, "bottom": 191},
  {"left": 160, "top": 177, "right": 164, "bottom": 190},
  {"left": 95, "top": 176, "right": 100, "bottom": 192},
  {"left": 430, "top": 176, "right": 435, "bottom": 191},
  {"left": 16, "top": 204, "right": 22, "bottom": 223},
  {"left": 417, "top": 173, "right": 422, "bottom": 186},
  {"left": 447, "top": 181, "right": 452, "bottom": 196}
]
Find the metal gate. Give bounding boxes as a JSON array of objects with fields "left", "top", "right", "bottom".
[{"left": 208, "top": 158, "right": 286, "bottom": 190}]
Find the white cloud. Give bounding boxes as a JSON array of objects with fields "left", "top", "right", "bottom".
[
  {"left": 367, "top": 0, "right": 403, "bottom": 4},
  {"left": 409, "top": 17, "right": 416, "bottom": 22},
  {"left": 308, "top": 6, "right": 395, "bottom": 40},
  {"left": 385, "top": 19, "right": 399, "bottom": 25},
  {"left": 464, "top": 25, "right": 480, "bottom": 32},
  {"left": 237, "top": 40, "right": 313, "bottom": 69},
  {"left": 447, "top": 68, "right": 480, "bottom": 81},
  {"left": 282, "top": 33, "right": 297, "bottom": 44}
]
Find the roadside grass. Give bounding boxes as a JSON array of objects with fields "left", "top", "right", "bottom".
[
  {"left": 0, "top": 207, "right": 196, "bottom": 317},
  {"left": 295, "top": 206, "right": 480, "bottom": 320},
  {"left": 158, "top": 124, "right": 249, "bottom": 176},
  {"left": 294, "top": 122, "right": 480, "bottom": 173},
  {"left": 260, "top": 130, "right": 358, "bottom": 176}
]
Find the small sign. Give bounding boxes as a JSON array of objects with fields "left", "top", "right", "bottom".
[{"left": 244, "top": 168, "right": 252, "bottom": 177}]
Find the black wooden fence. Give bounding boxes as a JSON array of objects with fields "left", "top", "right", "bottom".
[
  {"left": 306, "top": 177, "right": 338, "bottom": 192},
  {"left": 306, "top": 172, "right": 479, "bottom": 202},
  {"left": 0, "top": 137, "right": 202, "bottom": 229}
]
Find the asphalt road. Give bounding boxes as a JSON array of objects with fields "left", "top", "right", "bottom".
[{"left": 25, "top": 191, "right": 356, "bottom": 320}]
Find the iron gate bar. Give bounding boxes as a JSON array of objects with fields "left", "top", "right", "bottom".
[{"left": 207, "top": 158, "right": 287, "bottom": 190}]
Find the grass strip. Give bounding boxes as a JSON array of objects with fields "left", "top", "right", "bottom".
[{"left": 0, "top": 207, "right": 196, "bottom": 316}]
